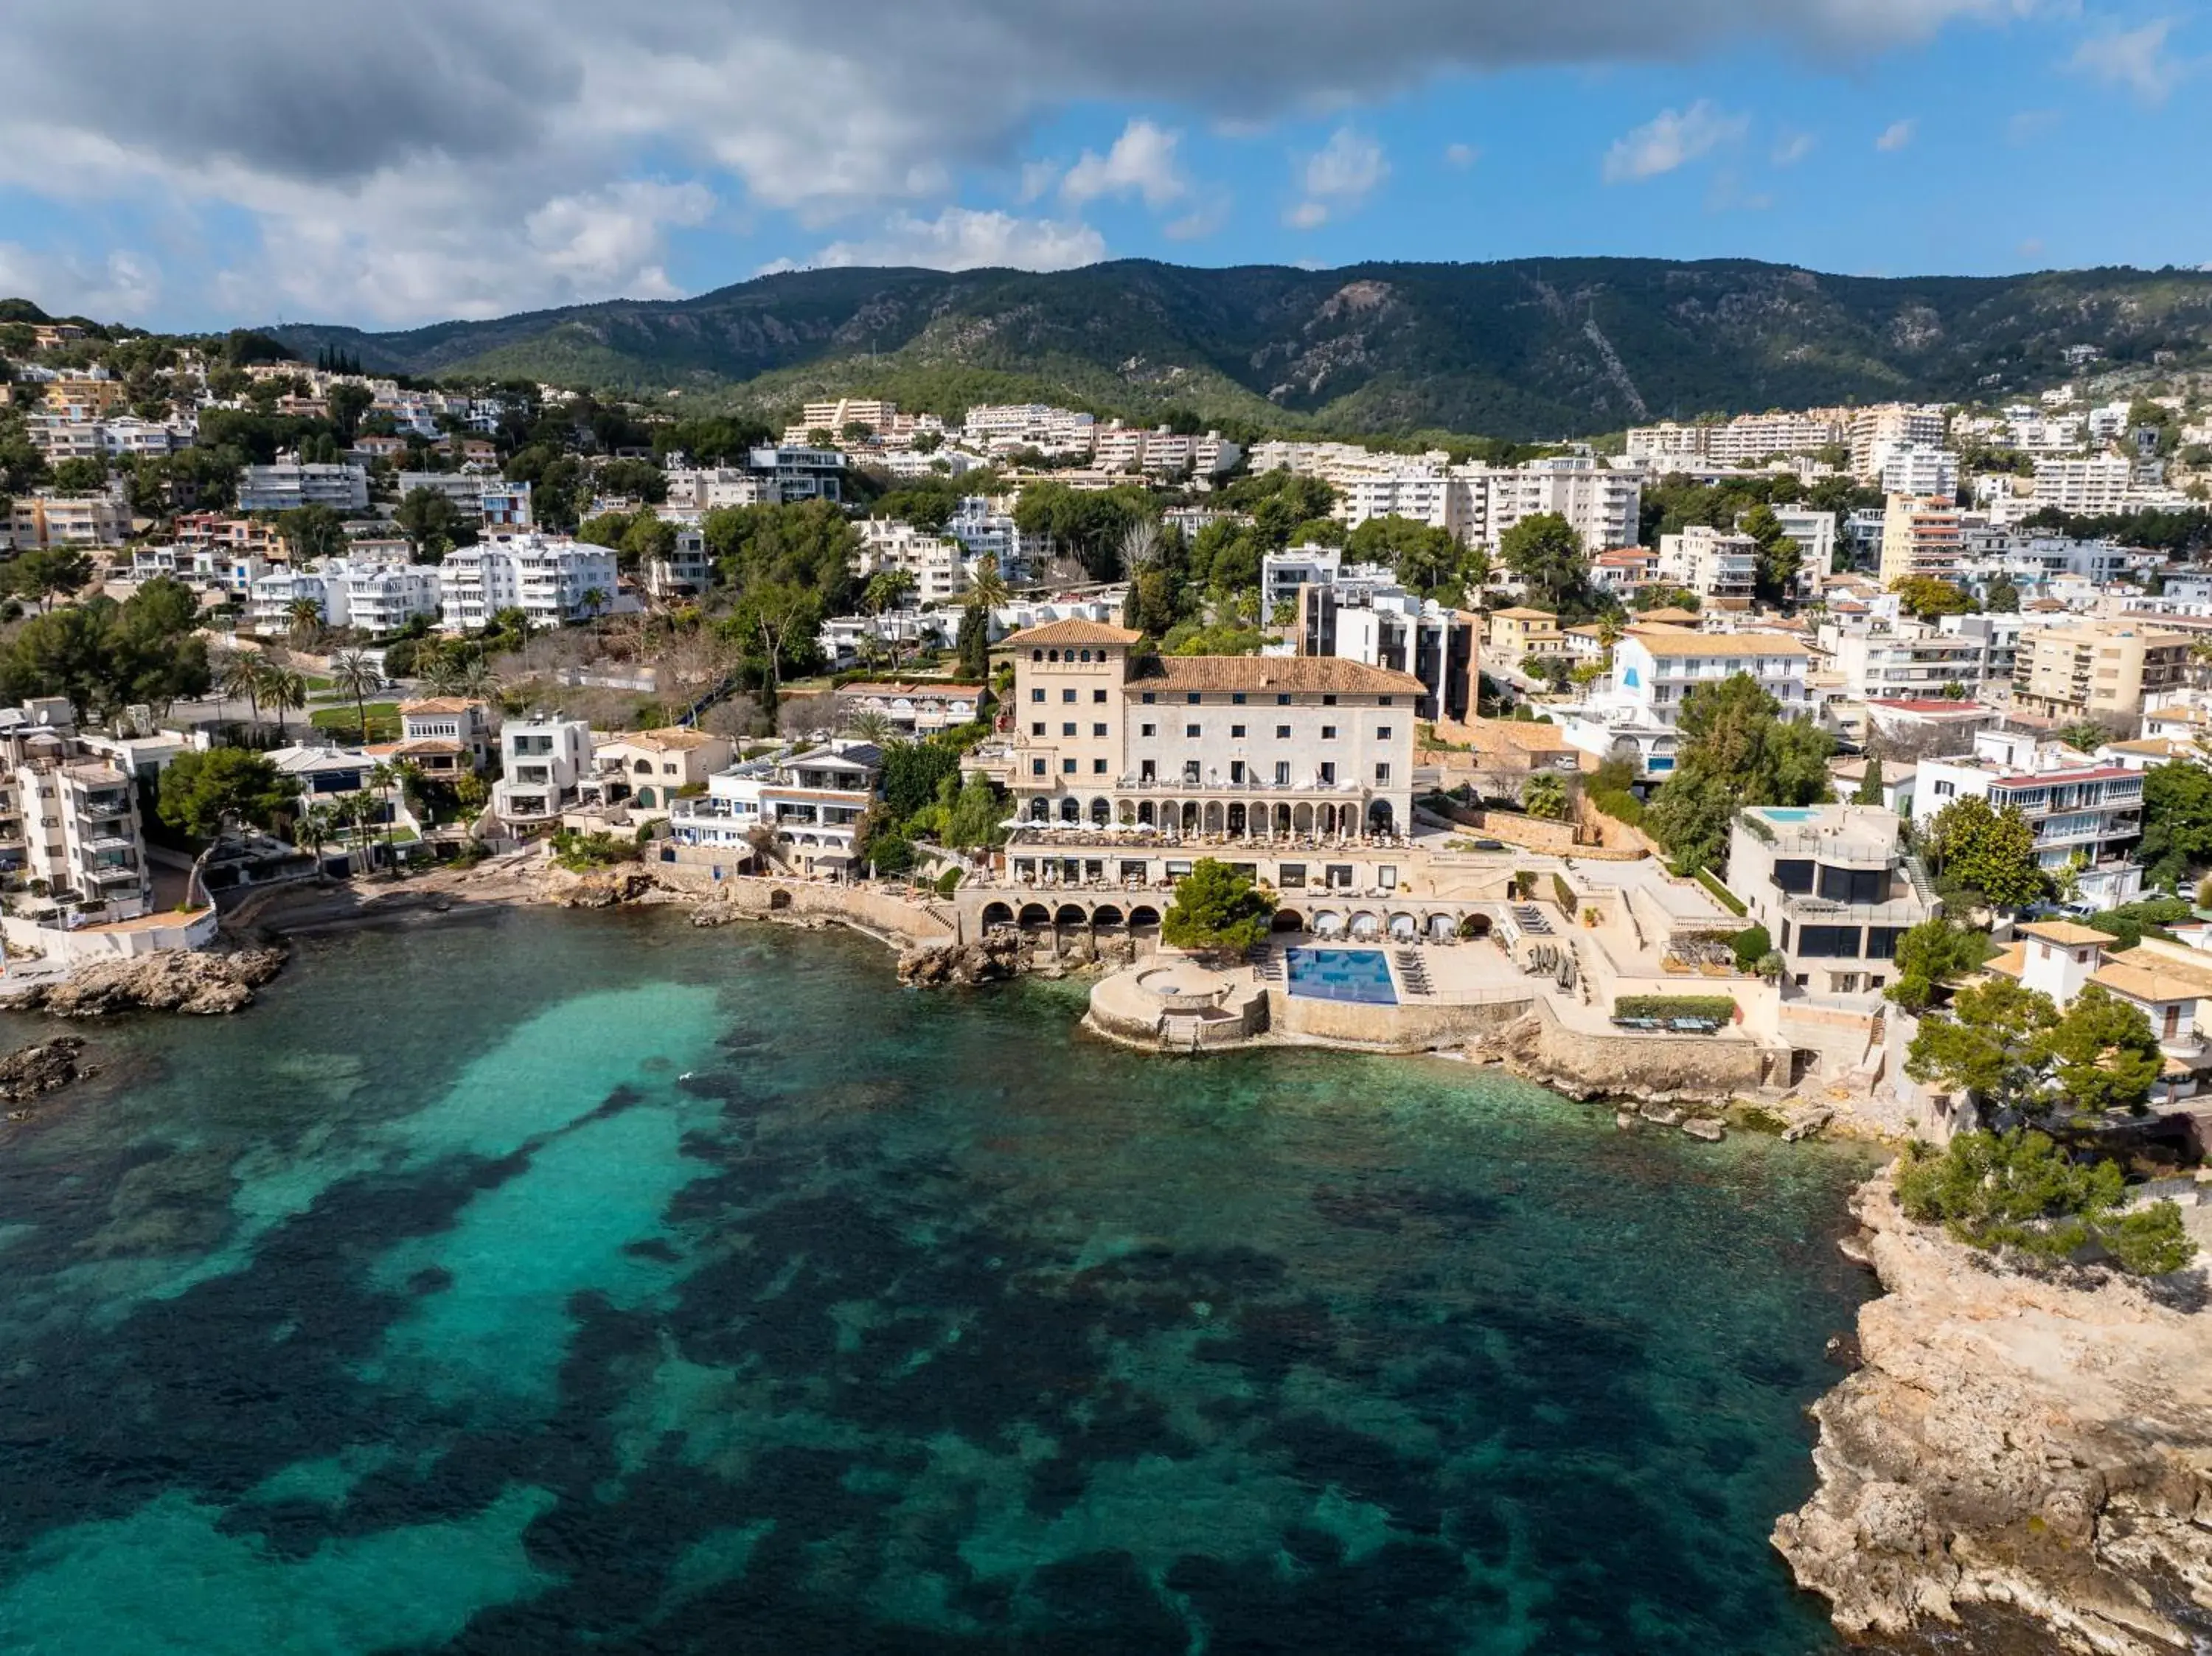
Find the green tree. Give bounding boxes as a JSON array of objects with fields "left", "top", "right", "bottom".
[
  {"left": 1497, "top": 513, "right": 1587, "bottom": 612},
  {"left": 1929, "top": 795, "right": 2049, "bottom": 911},
  {"left": 261, "top": 664, "right": 307, "bottom": 741},
  {"left": 1343, "top": 515, "right": 1464, "bottom": 597},
  {"left": 2140, "top": 762, "right": 2212, "bottom": 888},
  {"left": 7, "top": 546, "right": 94, "bottom": 612},
  {"left": 285, "top": 596, "right": 324, "bottom": 649},
  {"left": 1891, "top": 576, "right": 1973, "bottom": 622},
  {"left": 943, "top": 773, "right": 1009, "bottom": 849},
  {"left": 394, "top": 487, "right": 465, "bottom": 563},
  {"left": 956, "top": 603, "right": 990, "bottom": 683},
  {"left": 1520, "top": 771, "right": 1568, "bottom": 821},
  {"left": 1885, "top": 917, "right": 1988, "bottom": 1013},
  {"left": 1, "top": 604, "right": 113, "bottom": 720},
  {"left": 1643, "top": 675, "right": 1833, "bottom": 873},
  {"left": 156, "top": 748, "right": 299, "bottom": 840},
  {"left": 1731, "top": 924, "right": 1773, "bottom": 973},
  {"left": 1854, "top": 754, "right": 1885, "bottom": 805},
  {"left": 1985, "top": 577, "right": 2020, "bottom": 613},
  {"left": 278, "top": 504, "right": 348, "bottom": 563},
  {"left": 720, "top": 581, "right": 825, "bottom": 709},
  {"left": 328, "top": 648, "right": 382, "bottom": 745},
  {"left": 1161, "top": 858, "right": 1276, "bottom": 956},
  {"left": 49, "top": 456, "right": 108, "bottom": 493},
  {"left": 2045, "top": 984, "right": 2161, "bottom": 1119},
  {"left": 2056, "top": 719, "right": 2110, "bottom": 754},
  {"left": 1741, "top": 503, "right": 1801, "bottom": 605},
  {"left": 1904, "top": 976, "right": 2061, "bottom": 1124},
  {"left": 1896, "top": 1130, "right": 2194, "bottom": 1274},
  {"left": 327, "top": 382, "right": 373, "bottom": 444}
]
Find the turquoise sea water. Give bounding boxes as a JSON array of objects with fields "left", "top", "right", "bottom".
[{"left": 0, "top": 908, "right": 1880, "bottom": 1654}]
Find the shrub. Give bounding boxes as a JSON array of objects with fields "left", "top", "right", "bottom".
[
  {"left": 1694, "top": 868, "right": 1747, "bottom": 916},
  {"left": 933, "top": 866, "right": 962, "bottom": 898},
  {"left": 550, "top": 829, "right": 636, "bottom": 872},
  {"left": 1731, "top": 924, "right": 1772, "bottom": 973},
  {"left": 1589, "top": 787, "right": 1643, "bottom": 828},
  {"left": 1551, "top": 872, "right": 1577, "bottom": 916},
  {"left": 1613, "top": 995, "right": 1739, "bottom": 1023}
]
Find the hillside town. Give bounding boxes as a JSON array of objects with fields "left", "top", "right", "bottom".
[{"left": 7, "top": 310, "right": 2212, "bottom": 1144}]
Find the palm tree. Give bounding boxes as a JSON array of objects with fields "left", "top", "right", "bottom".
[
  {"left": 1521, "top": 772, "right": 1569, "bottom": 821},
  {"left": 285, "top": 597, "right": 325, "bottom": 650},
  {"left": 456, "top": 656, "right": 501, "bottom": 703},
  {"left": 217, "top": 650, "right": 265, "bottom": 738},
  {"left": 262, "top": 665, "right": 308, "bottom": 742},
  {"left": 845, "top": 708, "right": 897, "bottom": 745},
  {"left": 367, "top": 762, "right": 401, "bottom": 860},
  {"left": 865, "top": 568, "right": 917, "bottom": 616},
  {"left": 329, "top": 648, "right": 382, "bottom": 745},
  {"left": 964, "top": 554, "right": 1010, "bottom": 613},
  {"left": 296, "top": 801, "right": 338, "bottom": 872},
  {"left": 579, "top": 585, "right": 609, "bottom": 619}
]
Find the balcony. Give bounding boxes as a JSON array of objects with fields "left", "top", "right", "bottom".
[{"left": 1116, "top": 773, "right": 1362, "bottom": 795}]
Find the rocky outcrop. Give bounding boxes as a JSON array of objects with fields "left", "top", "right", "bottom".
[
  {"left": 0, "top": 1035, "right": 92, "bottom": 1110},
  {"left": 540, "top": 866, "right": 656, "bottom": 908},
  {"left": 19, "top": 947, "right": 287, "bottom": 1017},
  {"left": 896, "top": 936, "right": 1023, "bottom": 988},
  {"left": 1467, "top": 1003, "right": 1778, "bottom": 1107},
  {"left": 1773, "top": 1175, "right": 2212, "bottom": 1655}
]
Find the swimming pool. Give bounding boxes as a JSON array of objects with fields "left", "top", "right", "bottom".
[
  {"left": 1754, "top": 807, "right": 1820, "bottom": 823},
  {"left": 1284, "top": 947, "right": 1399, "bottom": 1005}
]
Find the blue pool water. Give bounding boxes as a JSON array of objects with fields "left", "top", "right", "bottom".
[
  {"left": 1755, "top": 807, "right": 1820, "bottom": 823},
  {"left": 1286, "top": 947, "right": 1399, "bottom": 1004}
]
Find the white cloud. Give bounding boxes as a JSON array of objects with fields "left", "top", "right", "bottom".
[
  {"left": 1443, "top": 142, "right": 1481, "bottom": 170},
  {"left": 0, "top": 245, "right": 161, "bottom": 319},
  {"left": 1286, "top": 126, "right": 1387, "bottom": 228},
  {"left": 1601, "top": 100, "right": 1749, "bottom": 183},
  {"left": 1874, "top": 117, "right": 1916, "bottom": 150},
  {"left": 788, "top": 206, "right": 1106, "bottom": 273},
  {"left": 1770, "top": 131, "right": 1817, "bottom": 167},
  {"left": 0, "top": 0, "right": 2072, "bottom": 323},
  {"left": 1017, "top": 159, "right": 1062, "bottom": 203},
  {"left": 1060, "top": 118, "right": 1188, "bottom": 209},
  {"left": 2068, "top": 18, "right": 2189, "bottom": 104}
]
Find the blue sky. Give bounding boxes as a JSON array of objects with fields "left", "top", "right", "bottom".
[{"left": 0, "top": 1, "right": 2204, "bottom": 331}]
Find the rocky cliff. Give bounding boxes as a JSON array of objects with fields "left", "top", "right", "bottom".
[{"left": 1774, "top": 1175, "right": 2212, "bottom": 1655}]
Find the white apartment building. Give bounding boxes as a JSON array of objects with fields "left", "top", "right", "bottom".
[
  {"left": 858, "top": 519, "right": 968, "bottom": 605},
  {"left": 1773, "top": 507, "right": 1840, "bottom": 581},
  {"left": 437, "top": 535, "right": 617, "bottom": 633},
  {"left": 1609, "top": 627, "right": 1813, "bottom": 730},
  {"left": 1625, "top": 411, "right": 1843, "bottom": 465},
  {"left": 1657, "top": 524, "right": 1757, "bottom": 608},
  {"left": 669, "top": 741, "right": 885, "bottom": 877},
  {"left": 1338, "top": 471, "right": 1470, "bottom": 540},
  {"left": 132, "top": 545, "right": 268, "bottom": 597},
  {"left": 1849, "top": 403, "right": 1947, "bottom": 480},
  {"left": 0, "top": 699, "right": 152, "bottom": 920},
  {"left": 746, "top": 447, "right": 844, "bottom": 504},
  {"left": 1262, "top": 546, "right": 1344, "bottom": 616},
  {"left": 248, "top": 557, "right": 440, "bottom": 638},
  {"left": 963, "top": 405, "right": 1096, "bottom": 456},
  {"left": 947, "top": 496, "right": 1045, "bottom": 582},
  {"left": 664, "top": 468, "right": 775, "bottom": 513},
  {"left": 1913, "top": 727, "right": 2145, "bottom": 907},
  {"left": 237, "top": 462, "right": 369, "bottom": 513},
  {"left": 1481, "top": 456, "right": 1641, "bottom": 554},
  {"left": 1005, "top": 619, "right": 1419, "bottom": 838},
  {"left": 1877, "top": 442, "right": 1960, "bottom": 501},
  {"left": 1294, "top": 583, "right": 1478, "bottom": 723},
  {"left": 1825, "top": 620, "right": 1989, "bottom": 700},
  {"left": 494, "top": 717, "right": 594, "bottom": 827},
  {"left": 27, "top": 414, "right": 192, "bottom": 459},
  {"left": 2032, "top": 456, "right": 2135, "bottom": 515},
  {"left": 800, "top": 398, "right": 897, "bottom": 434},
  {"left": 644, "top": 526, "right": 716, "bottom": 601}
]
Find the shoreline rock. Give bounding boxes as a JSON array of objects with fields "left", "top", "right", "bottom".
[
  {"left": 15, "top": 947, "right": 288, "bottom": 1017},
  {"left": 1773, "top": 1171, "right": 2212, "bottom": 1655},
  {"left": 896, "top": 935, "right": 1023, "bottom": 988},
  {"left": 0, "top": 1035, "right": 93, "bottom": 1113}
]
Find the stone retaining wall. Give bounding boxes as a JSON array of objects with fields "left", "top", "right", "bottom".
[
  {"left": 1273, "top": 990, "right": 1533, "bottom": 1052},
  {"left": 1481, "top": 998, "right": 1784, "bottom": 1097},
  {"left": 669, "top": 869, "right": 956, "bottom": 945}
]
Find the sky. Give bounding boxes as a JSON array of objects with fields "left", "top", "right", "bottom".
[{"left": 0, "top": 0, "right": 2205, "bottom": 333}]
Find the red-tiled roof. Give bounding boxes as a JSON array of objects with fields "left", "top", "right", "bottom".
[{"left": 1989, "top": 766, "right": 2138, "bottom": 787}]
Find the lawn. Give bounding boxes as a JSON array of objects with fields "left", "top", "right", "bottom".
[{"left": 310, "top": 702, "right": 403, "bottom": 742}]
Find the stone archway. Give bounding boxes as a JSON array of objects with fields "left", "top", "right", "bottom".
[
  {"left": 1055, "top": 902, "right": 1090, "bottom": 926},
  {"left": 1203, "top": 801, "right": 1224, "bottom": 835},
  {"left": 1272, "top": 908, "right": 1305, "bottom": 933},
  {"left": 768, "top": 889, "right": 793, "bottom": 911},
  {"left": 1018, "top": 902, "right": 1053, "bottom": 927},
  {"left": 1093, "top": 904, "right": 1124, "bottom": 928},
  {"left": 1388, "top": 912, "right": 1418, "bottom": 940},
  {"left": 1293, "top": 803, "right": 1314, "bottom": 835},
  {"left": 982, "top": 902, "right": 1015, "bottom": 928},
  {"left": 1117, "top": 799, "right": 1135, "bottom": 826},
  {"left": 1349, "top": 911, "right": 1381, "bottom": 939},
  {"left": 1060, "top": 797, "right": 1081, "bottom": 824},
  {"left": 1368, "top": 799, "right": 1394, "bottom": 833},
  {"left": 1226, "top": 802, "right": 1247, "bottom": 836},
  {"left": 1091, "top": 797, "right": 1111, "bottom": 826},
  {"left": 1129, "top": 905, "right": 1161, "bottom": 930},
  {"left": 1137, "top": 801, "right": 1156, "bottom": 827}
]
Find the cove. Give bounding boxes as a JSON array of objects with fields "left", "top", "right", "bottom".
[{"left": 0, "top": 907, "right": 1879, "bottom": 1654}]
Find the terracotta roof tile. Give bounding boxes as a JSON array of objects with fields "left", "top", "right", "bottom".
[
  {"left": 1128, "top": 655, "right": 1425, "bottom": 695},
  {"left": 1004, "top": 619, "right": 1143, "bottom": 647}
]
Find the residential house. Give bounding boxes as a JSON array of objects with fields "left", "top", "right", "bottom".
[
  {"left": 237, "top": 462, "right": 369, "bottom": 513},
  {"left": 588, "top": 728, "right": 735, "bottom": 815},
  {"left": 437, "top": 535, "right": 617, "bottom": 632},
  {"left": 1484, "top": 608, "right": 1568, "bottom": 678},
  {"left": 493, "top": 717, "right": 593, "bottom": 827},
  {"left": 390, "top": 697, "right": 493, "bottom": 777},
  {"left": 1984, "top": 924, "right": 2212, "bottom": 1104},
  {"left": 835, "top": 682, "right": 986, "bottom": 737},
  {"left": 669, "top": 741, "right": 886, "bottom": 877},
  {"left": 1913, "top": 728, "right": 2145, "bottom": 907},
  {"left": 1728, "top": 804, "right": 1938, "bottom": 998},
  {"left": 2011, "top": 621, "right": 2194, "bottom": 725}
]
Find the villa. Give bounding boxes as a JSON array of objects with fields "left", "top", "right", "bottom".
[{"left": 668, "top": 741, "right": 885, "bottom": 877}]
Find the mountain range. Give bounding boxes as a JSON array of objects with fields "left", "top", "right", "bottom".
[{"left": 260, "top": 257, "right": 2212, "bottom": 440}]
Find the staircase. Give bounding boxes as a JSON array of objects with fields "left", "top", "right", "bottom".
[{"left": 1902, "top": 852, "right": 1940, "bottom": 912}]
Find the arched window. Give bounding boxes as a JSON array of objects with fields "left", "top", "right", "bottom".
[
  {"left": 1060, "top": 796, "right": 1081, "bottom": 823},
  {"left": 1031, "top": 649, "right": 1043, "bottom": 662},
  {"left": 1079, "top": 649, "right": 1092, "bottom": 662},
  {"left": 1047, "top": 649, "right": 1059, "bottom": 662}
]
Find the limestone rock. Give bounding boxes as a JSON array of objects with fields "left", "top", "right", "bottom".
[
  {"left": 22, "top": 947, "right": 287, "bottom": 1017},
  {"left": 896, "top": 936, "right": 1022, "bottom": 989},
  {"left": 540, "top": 866, "right": 655, "bottom": 908},
  {"left": 1773, "top": 1173, "right": 2212, "bottom": 1655},
  {"left": 1680, "top": 1116, "right": 1725, "bottom": 1141},
  {"left": 0, "top": 1034, "right": 91, "bottom": 1104}
]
